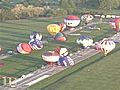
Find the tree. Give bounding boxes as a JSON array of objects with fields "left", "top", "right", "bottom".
[
  {"left": 99, "top": 0, "right": 120, "bottom": 10},
  {"left": 28, "top": 0, "right": 46, "bottom": 7},
  {"left": 59, "top": 0, "right": 76, "bottom": 14}
]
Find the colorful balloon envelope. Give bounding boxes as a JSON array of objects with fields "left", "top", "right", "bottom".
[
  {"left": 81, "top": 14, "right": 94, "bottom": 23},
  {"left": 64, "top": 15, "right": 80, "bottom": 28},
  {"left": 76, "top": 36, "right": 93, "bottom": 48},
  {"left": 57, "top": 23, "right": 66, "bottom": 32},
  {"left": 109, "top": 18, "right": 120, "bottom": 31},
  {"left": 58, "top": 56, "right": 74, "bottom": 66},
  {"left": 96, "top": 38, "right": 116, "bottom": 56},
  {"left": 42, "top": 51, "right": 60, "bottom": 62},
  {"left": 47, "top": 24, "right": 61, "bottom": 36},
  {"left": 17, "top": 43, "right": 32, "bottom": 54},
  {"left": 54, "top": 46, "right": 69, "bottom": 56},
  {"left": 54, "top": 32, "right": 66, "bottom": 41},
  {"left": 30, "top": 32, "right": 42, "bottom": 40},
  {"left": 28, "top": 39, "right": 43, "bottom": 50}
]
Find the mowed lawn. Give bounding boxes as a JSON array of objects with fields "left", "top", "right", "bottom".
[
  {"left": 29, "top": 44, "right": 120, "bottom": 90},
  {"left": 0, "top": 17, "right": 117, "bottom": 87}
]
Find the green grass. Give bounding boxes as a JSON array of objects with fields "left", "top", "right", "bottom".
[
  {"left": 0, "top": 17, "right": 118, "bottom": 89},
  {"left": 28, "top": 44, "right": 120, "bottom": 90}
]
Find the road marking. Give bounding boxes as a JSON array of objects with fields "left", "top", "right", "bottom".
[{"left": 24, "top": 75, "right": 50, "bottom": 86}]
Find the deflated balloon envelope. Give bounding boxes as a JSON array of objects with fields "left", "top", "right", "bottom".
[
  {"left": 29, "top": 39, "right": 43, "bottom": 50},
  {"left": 58, "top": 56, "right": 74, "bottom": 66},
  {"left": 17, "top": 43, "right": 32, "bottom": 54},
  {"left": 76, "top": 35, "right": 93, "bottom": 48},
  {"left": 30, "top": 32, "right": 42, "bottom": 40},
  {"left": 54, "top": 32, "right": 66, "bottom": 41}
]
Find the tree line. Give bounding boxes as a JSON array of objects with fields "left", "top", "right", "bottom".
[{"left": 0, "top": 0, "right": 120, "bottom": 21}]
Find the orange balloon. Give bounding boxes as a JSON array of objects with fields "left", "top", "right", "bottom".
[{"left": 47, "top": 24, "right": 61, "bottom": 36}]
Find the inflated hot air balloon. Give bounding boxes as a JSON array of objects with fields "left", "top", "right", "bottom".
[
  {"left": 96, "top": 38, "right": 116, "bottom": 56},
  {"left": 42, "top": 51, "right": 60, "bottom": 64},
  {"left": 76, "top": 36, "right": 93, "bottom": 49},
  {"left": 17, "top": 43, "right": 32, "bottom": 54},
  {"left": 54, "top": 46, "right": 69, "bottom": 56},
  {"left": 81, "top": 14, "right": 94, "bottom": 25},
  {"left": 30, "top": 32, "right": 42, "bottom": 40},
  {"left": 54, "top": 32, "right": 66, "bottom": 41},
  {"left": 47, "top": 24, "right": 61, "bottom": 36},
  {"left": 64, "top": 15, "right": 80, "bottom": 30},
  {"left": 109, "top": 18, "right": 120, "bottom": 32},
  {"left": 28, "top": 39, "right": 43, "bottom": 50},
  {"left": 58, "top": 56, "right": 74, "bottom": 66}
]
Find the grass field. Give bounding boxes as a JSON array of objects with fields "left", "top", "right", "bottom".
[
  {"left": 28, "top": 44, "right": 120, "bottom": 90},
  {"left": 0, "top": 17, "right": 119, "bottom": 90}
]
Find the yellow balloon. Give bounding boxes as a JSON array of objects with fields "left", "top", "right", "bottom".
[{"left": 47, "top": 24, "right": 61, "bottom": 36}]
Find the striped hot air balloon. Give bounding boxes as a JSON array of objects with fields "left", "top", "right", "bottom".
[
  {"left": 76, "top": 36, "right": 93, "bottom": 49},
  {"left": 28, "top": 39, "right": 43, "bottom": 50},
  {"left": 17, "top": 43, "right": 32, "bottom": 54},
  {"left": 96, "top": 38, "right": 116, "bottom": 56},
  {"left": 42, "top": 51, "right": 60, "bottom": 65},
  {"left": 64, "top": 15, "right": 80, "bottom": 30},
  {"left": 54, "top": 32, "right": 66, "bottom": 41},
  {"left": 58, "top": 56, "right": 74, "bottom": 66}
]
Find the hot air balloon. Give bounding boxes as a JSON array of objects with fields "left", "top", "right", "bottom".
[
  {"left": 30, "top": 32, "right": 42, "bottom": 40},
  {"left": 95, "top": 38, "right": 116, "bottom": 56},
  {"left": 58, "top": 56, "right": 74, "bottom": 66},
  {"left": 109, "top": 18, "right": 120, "bottom": 32},
  {"left": 57, "top": 23, "right": 66, "bottom": 32},
  {"left": 28, "top": 39, "right": 43, "bottom": 50},
  {"left": 76, "top": 36, "right": 93, "bottom": 49},
  {"left": 64, "top": 15, "right": 80, "bottom": 30},
  {"left": 17, "top": 43, "right": 32, "bottom": 54},
  {"left": 47, "top": 24, "right": 61, "bottom": 36},
  {"left": 81, "top": 14, "right": 94, "bottom": 25},
  {"left": 42, "top": 51, "right": 60, "bottom": 65},
  {"left": 54, "top": 46, "right": 69, "bottom": 57},
  {"left": 54, "top": 32, "right": 66, "bottom": 41}
]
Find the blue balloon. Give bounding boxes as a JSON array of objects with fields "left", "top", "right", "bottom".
[
  {"left": 76, "top": 35, "right": 93, "bottom": 49},
  {"left": 58, "top": 56, "right": 74, "bottom": 66},
  {"left": 29, "top": 39, "right": 43, "bottom": 50},
  {"left": 30, "top": 32, "right": 42, "bottom": 40}
]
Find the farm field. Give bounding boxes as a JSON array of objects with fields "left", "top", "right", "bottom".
[{"left": 0, "top": 17, "right": 118, "bottom": 90}]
